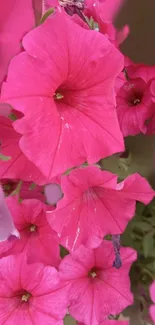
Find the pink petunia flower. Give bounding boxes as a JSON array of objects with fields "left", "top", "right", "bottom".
[
  {"left": 115, "top": 65, "right": 155, "bottom": 136},
  {"left": 0, "top": 0, "right": 35, "bottom": 117},
  {"left": 0, "top": 253, "right": 69, "bottom": 325},
  {"left": 59, "top": 240, "right": 137, "bottom": 325},
  {"left": 1, "top": 10, "right": 124, "bottom": 178},
  {"left": 0, "top": 117, "right": 47, "bottom": 184},
  {"left": 150, "top": 281, "right": 155, "bottom": 324},
  {"left": 84, "top": 0, "right": 129, "bottom": 46},
  {"left": 0, "top": 186, "right": 19, "bottom": 242},
  {"left": 0, "top": 0, "right": 34, "bottom": 89},
  {"left": 47, "top": 165, "right": 154, "bottom": 251},
  {"left": 0, "top": 196, "right": 61, "bottom": 266}
]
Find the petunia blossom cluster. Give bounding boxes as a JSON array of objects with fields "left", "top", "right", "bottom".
[{"left": 0, "top": 0, "right": 155, "bottom": 324}]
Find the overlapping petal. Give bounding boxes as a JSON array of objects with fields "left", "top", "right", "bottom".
[
  {"left": 0, "top": 254, "right": 69, "bottom": 325},
  {"left": 0, "top": 197, "right": 60, "bottom": 266},
  {"left": 1, "top": 11, "right": 124, "bottom": 178},
  {"left": 59, "top": 241, "right": 136, "bottom": 325},
  {"left": 47, "top": 166, "right": 154, "bottom": 251}
]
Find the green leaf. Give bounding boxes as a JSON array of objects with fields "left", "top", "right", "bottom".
[
  {"left": 143, "top": 233, "right": 154, "bottom": 257},
  {"left": 136, "top": 202, "right": 146, "bottom": 215},
  {"left": 0, "top": 153, "right": 11, "bottom": 161},
  {"left": 60, "top": 245, "right": 69, "bottom": 258},
  {"left": 39, "top": 8, "right": 55, "bottom": 25},
  {"left": 134, "top": 221, "right": 151, "bottom": 232}
]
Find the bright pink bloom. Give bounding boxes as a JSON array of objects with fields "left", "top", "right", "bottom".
[
  {"left": 0, "top": 117, "right": 47, "bottom": 184},
  {"left": 1, "top": 11, "right": 124, "bottom": 178},
  {"left": 0, "top": 0, "right": 34, "bottom": 89},
  {"left": 78, "top": 321, "right": 129, "bottom": 325},
  {"left": 0, "top": 197, "right": 60, "bottom": 266},
  {"left": 85, "top": 0, "right": 124, "bottom": 22},
  {"left": 150, "top": 281, "right": 155, "bottom": 324},
  {"left": 0, "top": 186, "right": 19, "bottom": 242},
  {"left": 0, "top": 254, "right": 69, "bottom": 325},
  {"left": 47, "top": 166, "right": 154, "bottom": 251},
  {"left": 127, "top": 64, "right": 155, "bottom": 83},
  {"left": 84, "top": 0, "right": 129, "bottom": 46},
  {"left": 59, "top": 241, "right": 137, "bottom": 325},
  {"left": 116, "top": 65, "right": 155, "bottom": 136}
]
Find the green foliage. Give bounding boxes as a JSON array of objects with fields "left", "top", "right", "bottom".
[
  {"left": 39, "top": 8, "right": 55, "bottom": 25},
  {"left": 122, "top": 200, "right": 155, "bottom": 313},
  {"left": 60, "top": 245, "right": 69, "bottom": 258}
]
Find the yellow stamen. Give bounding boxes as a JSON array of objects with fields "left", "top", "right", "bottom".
[
  {"left": 29, "top": 225, "right": 36, "bottom": 232},
  {"left": 21, "top": 293, "right": 31, "bottom": 302},
  {"left": 90, "top": 271, "right": 97, "bottom": 278},
  {"left": 54, "top": 92, "right": 64, "bottom": 100},
  {"left": 133, "top": 98, "right": 141, "bottom": 105}
]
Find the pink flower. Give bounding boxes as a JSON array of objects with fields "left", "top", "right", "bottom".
[
  {"left": 0, "top": 254, "right": 69, "bottom": 325},
  {"left": 0, "top": 117, "right": 47, "bottom": 184},
  {"left": 84, "top": 0, "right": 124, "bottom": 23},
  {"left": 127, "top": 64, "right": 155, "bottom": 83},
  {"left": 84, "top": 0, "right": 129, "bottom": 46},
  {"left": 78, "top": 321, "right": 129, "bottom": 325},
  {"left": 0, "top": 186, "right": 19, "bottom": 242},
  {"left": 0, "top": 0, "right": 34, "bottom": 89},
  {"left": 0, "top": 197, "right": 61, "bottom": 266},
  {"left": 116, "top": 65, "right": 155, "bottom": 136},
  {"left": 1, "top": 11, "right": 124, "bottom": 178},
  {"left": 47, "top": 166, "right": 154, "bottom": 251},
  {"left": 150, "top": 281, "right": 155, "bottom": 324},
  {"left": 59, "top": 241, "right": 137, "bottom": 325}
]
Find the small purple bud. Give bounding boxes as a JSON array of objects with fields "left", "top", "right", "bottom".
[
  {"left": 113, "top": 253, "right": 122, "bottom": 269},
  {"left": 112, "top": 234, "right": 122, "bottom": 269}
]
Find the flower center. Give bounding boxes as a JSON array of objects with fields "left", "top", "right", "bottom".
[
  {"left": 29, "top": 224, "right": 37, "bottom": 232},
  {"left": 133, "top": 98, "right": 141, "bottom": 105},
  {"left": 54, "top": 92, "right": 64, "bottom": 100},
  {"left": 21, "top": 292, "right": 31, "bottom": 302},
  {"left": 88, "top": 267, "right": 98, "bottom": 278},
  {"left": 128, "top": 90, "right": 143, "bottom": 107}
]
